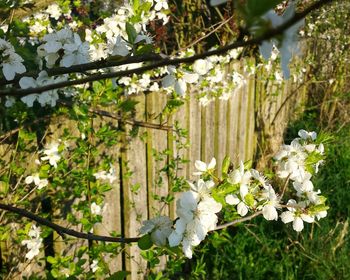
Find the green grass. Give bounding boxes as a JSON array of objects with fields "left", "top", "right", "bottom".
[{"left": 182, "top": 120, "right": 350, "bottom": 280}]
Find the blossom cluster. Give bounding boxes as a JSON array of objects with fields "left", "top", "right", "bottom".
[
  {"left": 275, "top": 129, "right": 328, "bottom": 231},
  {"left": 19, "top": 71, "right": 68, "bottom": 107},
  {"left": 139, "top": 130, "right": 328, "bottom": 258},
  {"left": 38, "top": 29, "right": 90, "bottom": 68},
  {"left": 225, "top": 161, "right": 280, "bottom": 220},
  {"left": 1, "top": 0, "right": 306, "bottom": 111}
]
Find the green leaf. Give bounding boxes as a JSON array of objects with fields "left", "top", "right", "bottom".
[
  {"left": 212, "top": 181, "right": 239, "bottom": 205},
  {"left": 107, "top": 271, "right": 131, "bottom": 280},
  {"left": 119, "top": 99, "right": 139, "bottom": 112},
  {"left": 138, "top": 234, "right": 153, "bottom": 250},
  {"left": 136, "top": 44, "right": 154, "bottom": 55},
  {"left": 246, "top": 0, "right": 282, "bottom": 17},
  {"left": 133, "top": 0, "right": 140, "bottom": 11},
  {"left": 125, "top": 22, "right": 138, "bottom": 43},
  {"left": 164, "top": 98, "right": 185, "bottom": 114},
  {"left": 221, "top": 156, "right": 231, "bottom": 177},
  {"left": 309, "top": 204, "right": 329, "bottom": 215},
  {"left": 244, "top": 193, "right": 255, "bottom": 207},
  {"left": 51, "top": 268, "right": 59, "bottom": 278},
  {"left": 47, "top": 256, "right": 57, "bottom": 264}
]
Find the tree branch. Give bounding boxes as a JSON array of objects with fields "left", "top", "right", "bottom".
[
  {"left": 0, "top": 203, "right": 140, "bottom": 243},
  {"left": 0, "top": 0, "right": 334, "bottom": 98},
  {"left": 1, "top": 202, "right": 263, "bottom": 243},
  {"left": 0, "top": 53, "right": 163, "bottom": 87}
]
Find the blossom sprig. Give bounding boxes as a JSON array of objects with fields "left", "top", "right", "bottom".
[
  {"left": 138, "top": 129, "right": 328, "bottom": 258},
  {"left": 275, "top": 130, "right": 328, "bottom": 231}
]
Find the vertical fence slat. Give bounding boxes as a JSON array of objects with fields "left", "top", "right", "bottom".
[
  {"left": 215, "top": 98, "right": 228, "bottom": 174},
  {"left": 237, "top": 62, "right": 249, "bottom": 162},
  {"left": 227, "top": 63, "right": 241, "bottom": 165},
  {"left": 121, "top": 95, "right": 148, "bottom": 279},
  {"left": 188, "top": 93, "right": 202, "bottom": 180},
  {"left": 201, "top": 99, "right": 214, "bottom": 165},
  {"left": 94, "top": 111, "right": 122, "bottom": 273},
  {"left": 245, "top": 60, "right": 256, "bottom": 161},
  {"left": 146, "top": 91, "right": 169, "bottom": 271}
]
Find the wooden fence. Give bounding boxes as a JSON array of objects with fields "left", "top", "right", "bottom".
[{"left": 0, "top": 58, "right": 308, "bottom": 279}]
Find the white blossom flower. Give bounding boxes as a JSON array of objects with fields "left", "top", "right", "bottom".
[
  {"left": 19, "top": 71, "right": 67, "bottom": 107},
  {"left": 225, "top": 194, "right": 240, "bottom": 205},
  {"left": 25, "top": 173, "right": 48, "bottom": 189},
  {"left": 193, "top": 158, "right": 216, "bottom": 176},
  {"left": 109, "top": 35, "right": 130, "bottom": 57},
  {"left": 188, "top": 179, "right": 215, "bottom": 200},
  {"left": 154, "top": 0, "right": 168, "bottom": 11},
  {"left": 149, "top": 82, "right": 159, "bottom": 92},
  {"left": 140, "top": 216, "right": 173, "bottom": 246},
  {"left": 228, "top": 161, "right": 251, "bottom": 187},
  {"left": 21, "top": 225, "right": 42, "bottom": 260},
  {"left": 93, "top": 165, "right": 117, "bottom": 183},
  {"left": 91, "top": 202, "right": 102, "bottom": 215},
  {"left": 168, "top": 188, "right": 222, "bottom": 258},
  {"left": 280, "top": 199, "right": 314, "bottom": 232},
  {"left": 292, "top": 178, "right": 321, "bottom": 204},
  {"left": 262, "top": 204, "right": 278, "bottom": 220},
  {"left": 45, "top": 3, "right": 62, "bottom": 20},
  {"left": 89, "top": 43, "right": 107, "bottom": 61},
  {"left": 90, "top": 259, "right": 99, "bottom": 272},
  {"left": 41, "top": 141, "right": 61, "bottom": 168},
  {"left": 193, "top": 59, "right": 212, "bottom": 75},
  {"left": 225, "top": 193, "right": 249, "bottom": 216},
  {"left": 260, "top": 186, "right": 280, "bottom": 221},
  {"left": 38, "top": 29, "right": 73, "bottom": 68},
  {"left": 61, "top": 33, "right": 90, "bottom": 67},
  {"left": 298, "top": 129, "right": 317, "bottom": 141},
  {"left": 0, "top": 39, "right": 26, "bottom": 80},
  {"left": 162, "top": 66, "right": 199, "bottom": 96},
  {"left": 135, "top": 33, "right": 153, "bottom": 44}
]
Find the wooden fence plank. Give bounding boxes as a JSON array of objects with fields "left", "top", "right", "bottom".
[
  {"left": 146, "top": 91, "right": 169, "bottom": 272},
  {"left": 188, "top": 93, "right": 201, "bottom": 181},
  {"left": 201, "top": 99, "right": 214, "bottom": 166},
  {"left": 214, "top": 98, "right": 228, "bottom": 175},
  {"left": 120, "top": 94, "right": 148, "bottom": 279}
]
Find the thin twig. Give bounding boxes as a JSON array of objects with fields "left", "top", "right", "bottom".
[
  {"left": 0, "top": 101, "right": 174, "bottom": 142},
  {"left": 180, "top": 15, "right": 234, "bottom": 51},
  {"left": 280, "top": 175, "right": 290, "bottom": 200},
  {"left": 271, "top": 80, "right": 310, "bottom": 125},
  {"left": 214, "top": 211, "right": 263, "bottom": 230}
]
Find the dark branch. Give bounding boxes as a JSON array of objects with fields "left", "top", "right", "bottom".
[
  {"left": 0, "top": 53, "right": 163, "bottom": 87},
  {"left": 0, "top": 203, "right": 140, "bottom": 243},
  {"left": 0, "top": 0, "right": 334, "bottom": 98}
]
